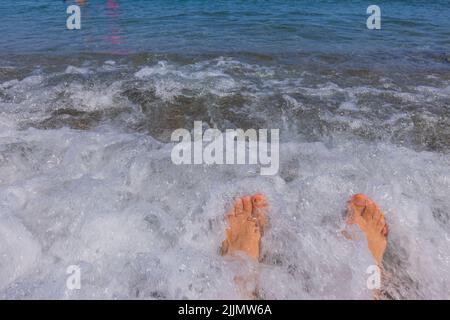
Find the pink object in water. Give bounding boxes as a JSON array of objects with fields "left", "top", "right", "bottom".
[{"left": 107, "top": 0, "right": 119, "bottom": 10}]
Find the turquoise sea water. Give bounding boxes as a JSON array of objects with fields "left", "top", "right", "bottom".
[{"left": 1, "top": 1, "right": 449, "bottom": 58}]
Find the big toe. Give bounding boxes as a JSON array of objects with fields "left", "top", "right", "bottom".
[
  {"left": 352, "top": 193, "right": 369, "bottom": 207},
  {"left": 347, "top": 193, "right": 369, "bottom": 224},
  {"left": 252, "top": 193, "right": 268, "bottom": 208}
]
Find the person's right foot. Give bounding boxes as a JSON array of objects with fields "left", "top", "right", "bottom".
[
  {"left": 221, "top": 194, "right": 268, "bottom": 261},
  {"left": 347, "top": 194, "right": 389, "bottom": 265}
]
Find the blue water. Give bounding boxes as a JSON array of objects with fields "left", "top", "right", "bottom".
[{"left": 1, "top": 0, "right": 449, "bottom": 58}]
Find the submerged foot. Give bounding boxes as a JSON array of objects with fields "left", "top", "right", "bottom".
[
  {"left": 347, "top": 194, "right": 389, "bottom": 265},
  {"left": 221, "top": 194, "right": 268, "bottom": 261}
]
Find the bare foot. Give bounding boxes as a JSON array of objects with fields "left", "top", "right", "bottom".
[
  {"left": 221, "top": 194, "right": 268, "bottom": 261},
  {"left": 347, "top": 194, "right": 389, "bottom": 266}
]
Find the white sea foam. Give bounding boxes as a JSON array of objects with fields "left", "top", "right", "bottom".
[
  {"left": 65, "top": 66, "right": 91, "bottom": 75},
  {"left": 134, "top": 60, "right": 238, "bottom": 101},
  {"left": 0, "top": 59, "right": 449, "bottom": 299},
  {"left": 0, "top": 123, "right": 448, "bottom": 299}
]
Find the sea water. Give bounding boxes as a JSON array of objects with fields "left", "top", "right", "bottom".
[{"left": 0, "top": 0, "right": 449, "bottom": 299}]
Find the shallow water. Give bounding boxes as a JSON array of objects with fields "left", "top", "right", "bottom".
[{"left": 0, "top": 1, "right": 449, "bottom": 299}]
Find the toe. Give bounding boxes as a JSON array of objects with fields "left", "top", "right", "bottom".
[
  {"left": 252, "top": 193, "right": 268, "bottom": 208},
  {"left": 250, "top": 194, "right": 269, "bottom": 235},
  {"left": 371, "top": 203, "right": 382, "bottom": 223},
  {"left": 347, "top": 194, "right": 367, "bottom": 224},
  {"left": 382, "top": 224, "right": 389, "bottom": 237},
  {"left": 352, "top": 193, "right": 369, "bottom": 207},
  {"left": 234, "top": 198, "right": 244, "bottom": 216},
  {"left": 363, "top": 200, "right": 377, "bottom": 222},
  {"left": 242, "top": 196, "right": 253, "bottom": 216},
  {"left": 377, "top": 214, "right": 386, "bottom": 230}
]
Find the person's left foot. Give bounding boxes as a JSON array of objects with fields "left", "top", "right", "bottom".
[
  {"left": 346, "top": 194, "right": 389, "bottom": 266},
  {"left": 221, "top": 194, "right": 268, "bottom": 261}
]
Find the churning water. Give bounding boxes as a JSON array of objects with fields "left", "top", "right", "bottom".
[{"left": 0, "top": 0, "right": 449, "bottom": 299}]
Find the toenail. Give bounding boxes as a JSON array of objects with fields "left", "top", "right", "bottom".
[
  {"left": 352, "top": 194, "right": 367, "bottom": 206},
  {"left": 253, "top": 194, "right": 266, "bottom": 202}
]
